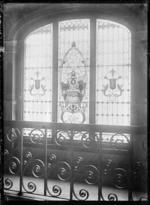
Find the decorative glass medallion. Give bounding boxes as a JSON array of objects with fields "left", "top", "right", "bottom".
[{"left": 102, "top": 69, "right": 124, "bottom": 101}]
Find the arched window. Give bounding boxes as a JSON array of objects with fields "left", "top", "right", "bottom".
[{"left": 23, "top": 19, "right": 131, "bottom": 127}]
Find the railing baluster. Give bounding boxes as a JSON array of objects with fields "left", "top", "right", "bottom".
[
  {"left": 98, "top": 131, "right": 103, "bottom": 201},
  {"left": 128, "top": 133, "right": 133, "bottom": 201},
  {"left": 44, "top": 127, "right": 47, "bottom": 196},
  {"left": 70, "top": 131, "right": 73, "bottom": 201},
  {"left": 19, "top": 126, "right": 23, "bottom": 195}
]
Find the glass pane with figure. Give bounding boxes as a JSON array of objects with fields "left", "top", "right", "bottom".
[
  {"left": 58, "top": 19, "right": 90, "bottom": 124},
  {"left": 96, "top": 20, "right": 131, "bottom": 126},
  {"left": 24, "top": 24, "right": 53, "bottom": 123}
]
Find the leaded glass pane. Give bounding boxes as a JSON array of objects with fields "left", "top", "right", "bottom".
[
  {"left": 58, "top": 19, "right": 90, "bottom": 124},
  {"left": 24, "top": 24, "right": 53, "bottom": 122},
  {"left": 96, "top": 20, "right": 131, "bottom": 126}
]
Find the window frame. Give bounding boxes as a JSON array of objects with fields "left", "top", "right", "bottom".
[
  {"left": 14, "top": 11, "right": 134, "bottom": 127},
  {"left": 22, "top": 16, "right": 131, "bottom": 127}
]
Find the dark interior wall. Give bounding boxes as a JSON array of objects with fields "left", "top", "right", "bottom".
[{"left": 3, "top": 3, "right": 147, "bottom": 165}]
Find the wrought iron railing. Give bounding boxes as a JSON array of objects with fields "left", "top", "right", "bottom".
[{"left": 3, "top": 120, "right": 147, "bottom": 201}]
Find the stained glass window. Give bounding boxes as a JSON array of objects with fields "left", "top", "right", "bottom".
[
  {"left": 23, "top": 19, "right": 131, "bottom": 129},
  {"left": 58, "top": 19, "right": 90, "bottom": 124},
  {"left": 96, "top": 20, "right": 131, "bottom": 126},
  {"left": 24, "top": 24, "right": 53, "bottom": 122}
]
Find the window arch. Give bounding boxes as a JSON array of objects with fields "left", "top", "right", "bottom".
[{"left": 23, "top": 18, "right": 131, "bottom": 126}]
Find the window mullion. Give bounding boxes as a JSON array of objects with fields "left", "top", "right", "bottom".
[
  {"left": 52, "top": 22, "right": 58, "bottom": 123},
  {"left": 18, "top": 41, "right": 24, "bottom": 121},
  {"left": 89, "top": 18, "right": 96, "bottom": 124}
]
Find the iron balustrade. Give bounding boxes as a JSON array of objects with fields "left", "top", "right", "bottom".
[{"left": 3, "top": 120, "right": 147, "bottom": 201}]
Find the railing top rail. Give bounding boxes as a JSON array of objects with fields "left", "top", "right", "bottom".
[
  {"left": 4, "top": 120, "right": 147, "bottom": 134},
  {"left": 55, "top": 122, "right": 147, "bottom": 134}
]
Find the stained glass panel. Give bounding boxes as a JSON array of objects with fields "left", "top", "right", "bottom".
[
  {"left": 24, "top": 24, "right": 53, "bottom": 122},
  {"left": 58, "top": 19, "right": 90, "bottom": 124},
  {"left": 96, "top": 20, "right": 131, "bottom": 126}
]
